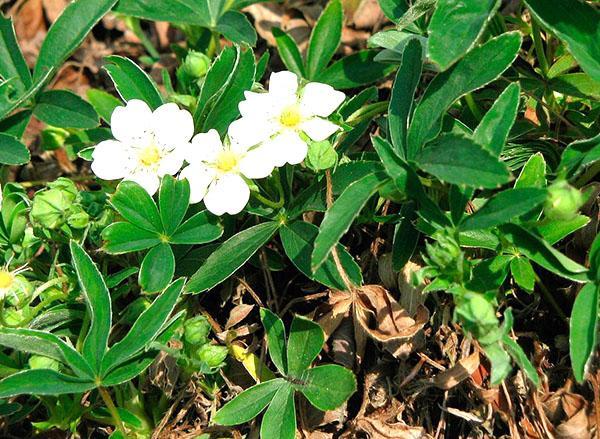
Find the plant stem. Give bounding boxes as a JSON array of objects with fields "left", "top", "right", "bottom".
[
  {"left": 534, "top": 273, "right": 568, "bottom": 324},
  {"left": 98, "top": 387, "right": 128, "bottom": 437},
  {"left": 464, "top": 93, "right": 483, "bottom": 121}
]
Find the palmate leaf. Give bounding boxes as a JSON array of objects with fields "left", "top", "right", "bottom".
[
  {"left": 159, "top": 176, "right": 190, "bottom": 235},
  {"left": 138, "top": 243, "right": 175, "bottom": 293},
  {"left": 286, "top": 316, "right": 324, "bottom": 378},
  {"left": 102, "top": 222, "right": 161, "bottom": 254},
  {"left": 70, "top": 241, "right": 111, "bottom": 373},
  {"left": 110, "top": 181, "right": 163, "bottom": 233}
]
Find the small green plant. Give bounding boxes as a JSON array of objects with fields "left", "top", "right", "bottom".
[{"left": 214, "top": 308, "right": 356, "bottom": 438}]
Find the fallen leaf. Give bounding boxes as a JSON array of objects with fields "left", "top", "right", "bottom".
[{"left": 429, "top": 352, "right": 480, "bottom": 390}]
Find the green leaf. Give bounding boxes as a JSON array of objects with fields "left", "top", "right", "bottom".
[
  {"left": 525, "top": 0, "right": 600, "bottom": 82},
  {"left": 498, "top": 224, "right": 588, "bottom": 282},
  {"left": 315, "top": 50, "right": 396, "bottom": 90},
  {"left": 170, "top": 211, "right": 223, "bottom": 245},
  {"left": 260, "top": 308, "right": 287, "bottom": 376},
  {"left": 101, "top": 278, "right": 184, "bottom": 374},
  {"left": 570, "top": 283, "right": 599, "bottom": 383},
  {"left": 558, "top": 133, "right": 600, "bottom": 179},
  {"left": 306, "top": 0, "right": 343, "bottom": 79},
  {"left": 515, "top": 153, "right": 546, "bottom": 189},
  {"left": 286, "top": 316, "right": 324, "bottom": 377},
  {"left": 103, "top": 56, "right": 163, "bottom": 109},
  {"left": 473, "top": 83, "right": 521, "bottom": 157},
  {"left": 86, "top": 89, "right": 122, "bottom": 123},
  {"left": 378, "top": 0, "right": 408, "bottom": 23},
  {"left": 114, "top": 0, "right": 210, "bottom": 25},
  {"left": 461, "top": 188, "right": 547, "bottom": 231},
  {"left": 467, "top": 255, "right": 512, "bottom": 292},
  {"left": 299, "top": 364, "right": 356, "bottom": 410},
  {"left": 33, "top": 0, "right": 118, "bottom": 81},
  {"left": 415, "top": 133, "right": 511, "bottom": 189},
  {"left": 536, "top": 215, "right": 590, "bottom": 245},
  {"left": 102, "top": 222, "right": 161, "bottom": 254},
  {"left": 139, "top": 244, "right": 175, "bottom": 293},
  {"left": 0, "top": 369, "right": 94, "bottom": 398},
  {"left": 0, "top": 133, "right": 30, "bottom": 165},
  {"left": 216, "top": 11, "right": 257, "bottom": 46},
  {"left": 159, "top": 176, "right": 190, "bottom": 235},
  {"left": 186, "top": 222, "right": 279, "bottom": 293},
  {"left": 428, "top": 0, "right": 498, "bottom": 71},
  {"left": 272, "top": 28, "right": 305, "bottom": 77},
  {"left": 0, "top": 328, "right": 94, "bottom": 379},
  {"left": 407, "top": 31, "right": 521, "bottom": 158},
  {"left": 281, "top": 221, "right": 363, "bottom": 291},
  {"left": 549, "top": 73, "right": 600, "bottom": 100},
  {"left": 503, "top": 335, "right": 539, "bottom": 386},
  {"left": 389, "top": 38, "right": 422, "bottom": 158},
  {"left": 0, "top": 15, "right": 31, "bottom": 95},
  {"left": 33, "top": 90, "right": 99, "bottom": 129},
  {"left": 111, "top": 181, "right": 163, "bottom": 233},
  {"left": 70, "top": 241, "right": 111, "bottom": 373},
  {"left": 0, "top": 109, "right": 31, "bottom": 138},
  {"left": 312, "top": 172, "right": 388, "bottom": 271},
  {"left": 260, "top": 384, "right": 296, "bottom": 439},
  {"left": 510, "top": 257, "right": 535, "bottom": 292},
  {"left": 392, "top": 203, "right": 419, "bottom": 270},
  {"left": 483, "top": 342, "right": 513, "bottom": 385},
  {"left": 213, "top": 379, "right": 286, "bottom": 426}
]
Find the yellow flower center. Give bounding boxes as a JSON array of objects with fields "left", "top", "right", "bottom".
[
  {"left": 215, "top": 150, "right": 239, "bottom": 173},
  {"left": 279, "top": 105, "right": 302, "bottom": 128},
  {"left": 139, "top": 144, "right": 161, "bottom": 167},
  {"left": 0, "top": 270, "right": 14, "bottom": 290}
]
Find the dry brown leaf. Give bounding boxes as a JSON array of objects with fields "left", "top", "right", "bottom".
[
  {"left": 429, "top": 352, "right": 480, "bottom": 390},
  {"left": 42, "top": 0, "right": 69, "bottom": 23},
  {"left": 352, "top": 418, "right": 430, "bottom": 438},
  {"left": 225, "top": 304, "right": 255, "bottom": 330},
  {"left": 351, "top": 0, "right": 385, "bottom": 29},
  {"left": 12, "top": 0, "right": 46, "bottom": 66},
  {"left": 555, "top": 408, "right": 591, "bottom": 439},
  {"left": 245, "top": 4, "right": 310, "bottom": 50}
]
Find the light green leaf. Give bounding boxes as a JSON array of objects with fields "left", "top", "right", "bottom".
[
  {"left": 104, "top": 56, "right": 163, "bottom": 109},
  {"left": 110, "top": 181, "right": 163, "bottom": 233},
  {"left": 503, "top": 334, "right": 539, "bottom": 386},
  {"left": 86, "top": 89, "right": 122, "bottom": 123},
  {"left": 461, "top": 188, "right": 547, "bottom": 231},
  {"left": 170, "top": 211, "right": 223, "bottom": 245},
  {"left": 102, "top": 222, "right": 161, "bottom": 254},
  {"left": 0, "top": 133, "right": 30, "bottom": 165},
  {"left": 186, "top": 222, "right": 279, "bottom": 293},
  {"left": 536, "top": 215, "right": 589, "bottom": 245},
  {"left": 159, "top": 176, "right": 190, "bottom": 235},
  {"left": 306, "top": 0, "right": 342, "bottom": 79},
  {"left": 428, "top": 0, "right": 498, "bottom": 71},
  {"left": 272, "top": 28, "right": 305, "bottom": 77},
  {"left": 510, "top": 257, "right": 535, "bottom": 292},
  {"left": 34, "top": 0, "right": 118, "bottom": 81},
  {"left": 525, "top": 0, "right": 600, "bottom": 82},
  {"left": 101, "top": 278, "right": 184, "bottom": 374},
  {"left": 299, "top": 364, "right": 356, "bottom": 410},
  {"left": 312, "top": 172, "right": 388, "bottom": 271},
  {"left": 139, "top": 243, "right": 175, "bottom": 293},
  {"left": 549, "top": 73, "right": 600, "bottom": 100},
  {"left": 286, "top": 316, "right": 324, "bottom": 378},
  {"left": 34, "top": 90, "right": 99, "bottom": 129},
  {"left": 0, "top": 369, "right": 94, "bottom": 398},
  {"left": 114, "top": 0, "right": 210, "bottom": 26},
  {"left": 415, "top": 133, "right": 511, "bottom": 189},
  {"left": 473, "top": 82, "right": 521, "bottom": 157},
  {"left": 260, "top": 384, "right": 296, "bottom": 439},
  {"left": 570, "top": 283, "right": 599, "bottom": 383},
  {"left": 70, "top": 241, "right": 111, "bottom": 373},
  {"left": 213, "top": 379, "right": 286, "bottom": 425},
  {"left": 407, "top": 31, "right": 521, "bottom": 158},
  {"left": 260, "top": 308, "right": 287, "bottom": 376},
  {"left": 281, "top": 221, "right": 363, "bottom": 291}
]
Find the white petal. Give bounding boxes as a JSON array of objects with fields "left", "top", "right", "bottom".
[
  {"left": 300, "top": 117, "right": 340, "bottom": 141},
  {"left": 180, "top": 164, "right": 216, "bottom": 204},
  {"left": 239, "top": 144, "right": 275, "bottom": 179},
  {"left": 157, "top": 148, "right": 185, "bottom": 176},
  {"left": 228, "top": 116, "right": 277, "bottom": 151},
  {"left": 152, "top": 103, "right": 195, "bottom": 148},
  {"left": 204, "top": 174, "right": 250, "bottom": 216},
  {"left": 239, "top": 91, "right": 281, "bottom": 119},
  {"left": 188, "top": 129, "right": 224, "bottom": 164},
  {"left": 300, "top": 82, "right": 345, "bottom": 117},
  {"left": 266, "top": 131, "right": 308, "bottom": 166},
  {"left": 110, "top": 99, "right": 153, "bottom": 143},
  {"left": 127, "top": 170, "right": 160, "bottom": 196},
  {"left": 268, "top": 71, "right": 299, "bottom": 99},
  {"left": 91, "top": 140, "right": 133, "bottom": 180}
]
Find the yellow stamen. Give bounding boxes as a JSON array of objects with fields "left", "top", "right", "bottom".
[
  {"left": 215, "top": 150, "right": 238, "bottom": 173},
  {"left": 0, "top": 270, "right": 14, "bottom": 290},
  {"left": 279, "top": 105, "right": 302, "bottom": 128},
  {"left": 139, "top": 145, "right": 161, "bottom": 167}
]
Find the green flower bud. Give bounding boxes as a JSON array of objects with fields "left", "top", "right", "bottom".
[
  {"left": 305, "top": 140, "right": 337, "bottom": 172},
  {"left": 30, "top": 178, "right": 78, "bottom": 229},
  {"left": 184, "top": 315, "right": 211, "bottom": 346},
  {"left": 545, "top": 180, "right": 585, "bottom": 221},
  {"left": 194, "top": 344, "right": 228, "bottom": 369},
  {"left": 28, "top": 355, "right": 60, "bottom": 371},
  {"left": 183, "top": 51, "right": 210, "bottom": 78},
  {"left": 67, "top": 207, "right": 90, "bottom": 229},
  {"left": 4, "top": 274, "right": 33, "bottom": 308},
  {"left": 40, "top": 127, "right": 70, "bottom": 151}
]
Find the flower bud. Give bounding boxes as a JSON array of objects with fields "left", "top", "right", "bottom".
[
  {"left": 30, "top": 178, "right": 78, "bottom": 229},
  {"left": 545, "top": 180, "right": 585, "bottom": 221},
  {"left": 184, "top": 315, "right": 211, "bottom": 346},
  {"left": 194, "top": 344, "right": 228, "bottom": 369},
  {"left": 183, "top": 51, "right": 210, "bottom": 78}
]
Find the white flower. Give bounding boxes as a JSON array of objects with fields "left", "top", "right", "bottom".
[
  {"left": 91, "top": 99, "right": 194, "bottom": 195},
  {"left": 0, "top": 264, "right": 28, "bottom": 302},
  {"left": 180, "top": 129, "right": 274, "bottom": 216},
  {"left": 229, "top": 71, "right": 345, "bottom": 167}
]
